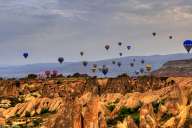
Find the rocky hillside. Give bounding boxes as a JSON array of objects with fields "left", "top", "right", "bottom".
[
  {"left": 153, "top": 59, "right": 192, "bottom": 77},
  {"left": 0, "top": 76, "right": 191, "bottom": 127}
]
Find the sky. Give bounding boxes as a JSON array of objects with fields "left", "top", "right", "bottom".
[{"left": 0, "top": 0, "right": 192, "bottom": 65}]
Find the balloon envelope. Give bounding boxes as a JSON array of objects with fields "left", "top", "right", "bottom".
[
  {"left": 169, "top": 36, "right": 173, "bottom": 39},
  {"left": 117, "top": 62, "right": 122, "bottom": 67},
  {"left": 23, "top": 53, "right": 28, "bottom": 59},
  {"left": 82, "top": 61, "right": 88, "bottom": 67},
  {"left": 91, "top": 68, "right": 96, "bottom": 73},
  {"left": 102, "top": 67, "right": 108, "bottom": 75},
  {"left": 141, "top": 60, "right": 145, "bottom": 64},
  {"left": 80, "top": 51, "right": 84, "bottom": 56},
  {"left": 112, "top": 61, "right": 116, "bottom": 65},
  {"left": 146, "top": 64, "right": 152, "bottom": 72},
  {"left": 93, "top": 64, "right": 97, "bottom": 68},
  {"left": 140, "top": 68, "right": 144, "bottom": 73},
  {"left": 127, "top": 46, "right": 131, "bottom": 50},
  {"left": 58, "top": 57, "right": 64, "bottom": 64},
  {"left": 130, "top": 63, "right": 134, "bottom": 67},
  {"left": 118, "top": 42, "right": 122, "bottom": 46},
  {"left": 152, "top": 32, "right": 156, "bottom": 36},
  {"left": 105, "top": 45, "right": 110, "bottom": 50},
  {"left": 183, "top": 40, "right": 192, "bottom": 53}
]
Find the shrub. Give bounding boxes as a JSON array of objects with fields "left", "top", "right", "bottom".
[
  {"left": 56, "top": 80, "right": 62, "bottom": 85},
  {"left": 40, "top": 108, "right": 49, "bottom": 114},
  {"left": 160, "top": 112, "right": 173, "bottom": 122},
  {"left": 107, "top": 106, "right": 140, "bottom": 126},
  {"left": 152, "top": 99, "right": 165, "bottom": 113},
  {"left": 117, "top": 106, "right": 140, "bottom": 125},
  {"left": 25, "top": 111, "right": 31, "bottom": 117},
  {"left": 12, "top": 125, "right": 21, "bottom": 128},
  {"left": 32, "top": 118, "right": 42, "bottom": 127},
  {"left": 107, "top": 103, "right": 116, "bottom": 112},
  {"left": 27, "top": 74, "right": 37, "bottom": 79}
]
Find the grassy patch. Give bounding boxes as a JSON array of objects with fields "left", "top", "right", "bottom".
[
  {"left": 152, "top": 99, "right": 165, "bottom": 113},
  {"left": 25, "top": 111, "right": 31, "bottom": 117},
  {"left": 40, "top": 108, "right": 50, "bottom": 115},
  {"left": 32, "top": 118, "right": 43, "bottom": 127},
  {"left": 107, "top": 106, "right": 141, "bottom": 126},
  {"left": 160, "top": 112, "right": 173, "bottom": 122},
  {"left": 107, "top": 103, "right": 116, "bottom": 112},
  {"left": 107, "top": 98, "right": 120, "bottom": 112}
]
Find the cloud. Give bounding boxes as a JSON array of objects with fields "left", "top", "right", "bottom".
[{"left": 0, "top": 0, "right": 191, "bottom": 65}]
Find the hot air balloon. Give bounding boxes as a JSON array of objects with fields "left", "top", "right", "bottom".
[
  {"left": 117, "top": 62, "right": 122, "bottom": 67},
  {"left": 135, "top": 70, "right": 139, "bottom": 75},
  {"left": 152, "top": 32, "right": 156, "bottom": 37},
  {"left": 91, "top": 68, "right": 96, "bottom": 73},
  {"left": 93, "top": 64, "right": 97, "bottom": 68},
  {"left": 58, "top": 57, "right": 64, "bottom": 64},
  {"left": 183, "top": 40, "right": 192, "bottom": 53},
  {"left": 98, "top": 68, "right": 102, "bottom": 72},
  {"left": 140, "top": 68, "right": 144, "bottom": 74},
  {"left": 105, "top": 45, "right": 110, "bottom": 50},
  {"left": 112, "top": 61, "right": 116, "bottom": 65},
  {"left": 23, "top": 53, "right": 28, "bottom": 59},
  {"left": 118, "top": 42, "right": 122, "bottom": 46},
  {"left": 102, "top": 67, "right": 108, "bottom": 76},
  {"left": 127, "top": 46, "right": 131, "bottom": 50},
  {"left": 82, "top": 61, "right": 88, "bottom": 67},
  {"left": 102, "top": 65, "right": 107, "bottom": 68},
  {"left": 146, "top": 64, "right": 152, "bottom": 72},
  {"left": 80, "top": 51, "right": 84, "bottom": 56},
  {"left": 119, "top": 52, "right": 123, "bottom": 56},
  {"left": 141, "top": 60, "right": 145, "bottom": 64},
  {"left": 130, "top": 63, "right": 134, "bottom": 67}
]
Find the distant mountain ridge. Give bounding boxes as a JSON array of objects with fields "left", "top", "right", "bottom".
[
  {"left": 153, "top": 58, "right": 192, "bottom": 77},
  {"left": 0, "top": 53, "right": 191, "bottom": 78}
]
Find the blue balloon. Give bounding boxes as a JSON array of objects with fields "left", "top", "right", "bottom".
[
  {"left": 23, "top": 53, "right": 28, "bottom": 59},
  {"left": 127, "top": 46, "right": 131, "bottom": 50},
  {"left": 183, "top": 40, "right": 192, "bottom": 53},
  {"left": 58, "top": 57, "right": 64, "bottom": 64},
  {"left": 102, "top": 67, "right": 108, "bottom": 76}
]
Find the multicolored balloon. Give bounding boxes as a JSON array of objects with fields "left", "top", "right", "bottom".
[
  {"left": 146, "top": 64, "right": 152, "bottom": 72},
  {"left": 91, "top": 68, "right": 96, "bottom": 73},
  {"left": 93, "top": 64, "right": 97, "bottom": 68}
]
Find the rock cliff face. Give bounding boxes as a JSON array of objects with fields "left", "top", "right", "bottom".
[
  {"left": 0, "top": 81, "right": 19, "bottom": 97},
  {"left": 42, "top": 77, "right": 192, "bottom": 128},
  {"left": 153, "top": 59, "right": 192, "bottom": 77}
]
